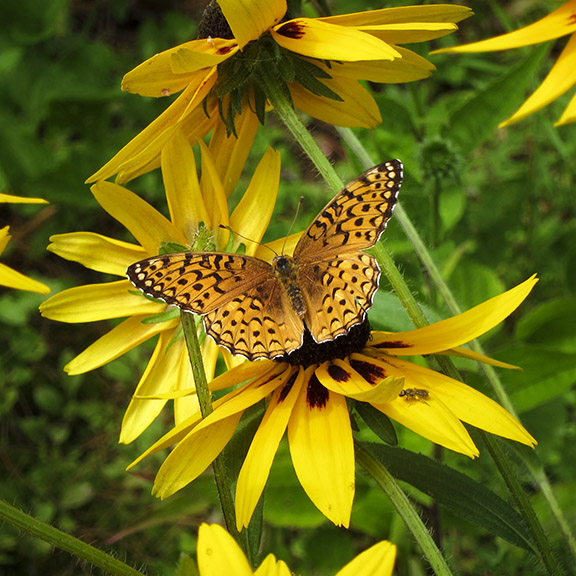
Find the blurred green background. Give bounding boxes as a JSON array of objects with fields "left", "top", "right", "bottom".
[{"left": 1, "top": 1, "right": 575, "bottom": 574}]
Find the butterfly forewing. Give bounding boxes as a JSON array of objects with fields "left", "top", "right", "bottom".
[
  {"left": 127, "top": 252, "right": 305, "bottom": 360},
  {"left": 295, "top": 160, "right": 402, "bottom": 262}
]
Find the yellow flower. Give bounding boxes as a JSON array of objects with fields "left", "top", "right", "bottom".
[
  {"left": 0, "top": 194, "right": 50, "bottom": 295},
  {"left": 433, "top": 0, "right": 576, "bottom": 126},
  {"left": 131, "top": 275, "right": 537, "bottom": 529},
  {"left": 40, "top": 133, "right": 282, "bottom": 443},
  {"left": 87, "top": 2, "right": 471, "bottom": 183},
  {"left": 197, "top": 523, "right": 396, "bottom": 576}
]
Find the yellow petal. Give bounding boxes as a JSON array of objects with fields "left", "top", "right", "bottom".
[
  {"left": 256, "top": 232, "right": 302, "bottom": 262},
  {"left": 0, "top": 193, "right": 48, "bottom": 204},
  {"left": 320, "top": 5, "right": 472, "bottom": 27},
  {"left": 218, "top": 0, "right": 286, "bottom": 49},
  {"left": 0, "top": 262, "right": 50, "bottom": 294},
  {"left": 87, "top": 69, "right": 217, "bottom": 183},
  {"left": 556, "top": 88, "right": 576, "bottom": 125},
  {"left": 288, "top": 377, "right": 355, "bottom": 527},
  {"left": 161, "top": 129, "right": 209, "bottom": 236},
  {"left": 121, "top": 40, "right": 213, "bottom": 97},
  {"left": 501, "top": 33, "right": 576, "bottom": 127},
  {"left": 230, "top": 147, "right": 281, "bottom": 256},
  {"left": 371, "top": 275, "right": 538, "bottom": 355},
  {"left": 47, "top": 232, "right": 146, "bottom": 276},
  {"left": 120, "top": 331, "right": 196, "bottom": 444},
  {"left": 388, "top": 356, "right": 537, "bottom": 447},
  {"left": 235, "top": 366, "right": 302, "bottom": 530},
  {"left": 440, "top": 346, "right": 521, "bottom": 370},
  {"left": 272, "top": 18, "right": 399, "bottom": 61},
  {"left": 336, "top": 540, "right": 396, "bottom": 576},
  {"left": 39, "top": 280, "right": 165, "bottom": 323},
  {"left": 326, "top": 47, "right": 435, "bottom": 83},
  {"left": 91, "top": 181, "right": 187, "bottom": 253},
  {"left": 434, "top": 0, "right": 576, "bottom": 53},
  {"left": 0, "top": 226, "right": 9, "bottom": 254},
  {"left": 197, "top": 523, "right": 253, "bottom": 576},
  {"left": 171, "top": 41, "right": 238, "bottom": 74},
  {"left": 209, "top": 102, "right": 259, "bottom": 197},
  {"left": 64, "top": 315, "right": 178, "bottom": 375},
  {"left": 254, "top": 554, "right": 291, "bottom": 576},
  {"left": 153, "top": 413, "right": 243, "bottom": 499},
  {"left": 290, "top": 76, "right": 381, "bottom": 128},
  {"left": 199, "top": 140, "right": 230, "bottom": 244},
  {"left": 316, "top": 359, "right": 404, "bottom": 403},
  {"left": 361, "top": 22, "right": 459, "bottom": 45}
]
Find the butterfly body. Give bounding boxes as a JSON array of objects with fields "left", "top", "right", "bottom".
[{"left": 127, "top": 160, "right": 403, "bottom": 360}]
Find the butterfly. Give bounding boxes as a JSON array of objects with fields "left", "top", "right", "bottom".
[{"left": 127, "top": 160, "right": 402, "bottom": 361}]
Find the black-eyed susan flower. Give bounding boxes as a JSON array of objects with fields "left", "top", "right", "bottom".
[
  {"left": 0, "top": 194, "right": 50, "bottom": 295},
  {"left": 87, "top": 1, "right": 472, "bottom": 183},
  {"left": 196, "top": 523, "right": 396, "bottom": 575},
  {"left": 434, "top": 0, "right": 576, "bottom": 126},
  {"left": 40, "top": 136, "right": 284, "bottom": 443},
  {"left": 131, "top": 275, "right": 538, "bottom": 529}
]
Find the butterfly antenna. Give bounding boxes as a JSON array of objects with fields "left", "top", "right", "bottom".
[
  {"left": 219, "top": 225, "right": 278, "bottom": 258},
  {"left": 281, "top": 196, "right": 305, "bottom": 255}
]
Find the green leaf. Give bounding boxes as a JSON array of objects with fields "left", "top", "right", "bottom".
[
  {"left": 174, "top": 554, "right": 199, "bottom": 576},
  {"left": 515, "top": 296, "right": 576, "bottom": 354},
  {"left": 355, "top": 402, "right": 398, "bottom": 446},
  {"left": 446, "top": 43, "right": 550, "bottom": 154},
  {"left": 362, "top": 442, "right": 534, "bottom": 551}
]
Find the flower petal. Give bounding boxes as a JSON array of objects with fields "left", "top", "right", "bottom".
[
  {"left": 120, "top": 331, "right": 196, "bottom": 443},
  {"left": 0, "top": 193, "right": 48, "bottom": 204},
  {"left": 39, "top": 280, "right": 164, "bottom": 323},
  {"left": 161, "top": 129, "right": 209, "bottom": 236},
  {"left": 47, "top": 232, "right": 146, "bottom": 276},
  {"left": 501, "top": 33, "right": 576, "bottom": 127},
  {"left": 65, "top": 315, "right": 178, "bottom": 375},
  {"left": 327, "top": 47, "right": 435, "bottom": 83},
  {"left": 197, "top": 524, "right": 253, "bottom": 576},
  {"left": 316, "top": 359, "right": 404, "bottom": 403},
  {"left": 0, "top": 262, "right": 50, "bottom": 294},
  {"left": 272, "top": 19, "right": 399, "bottom": 61},
  {"left": 209, "top": 102, "right": 259, "bottom": 197},
  {"left": 440, "top": 346, "right": 521, "bottom": 370},
  {"left": 230, "top": 147, "right": 281, "bottom": 256},
  {"left": 434, "top": 0, "right": 576, "bottom": 53},
  {"left": 288, "top": 374, "right": 355, "bottom": 527},
  {"left": 254, "top": 554, "right": 291, "bottom": 576},
  {"left": 171, "top": 40, "right": 239, "bottom": 74},
  {"left": 557, "top": 88, "right": 576, "bottom": 125},
  {"left": 153, "top": 412, "right": 243, "bottom": 499},
  {"left": 218, "top": 0, "right": 286, "bottom": 49},
  {"left": 371, "top": 275, "right": 538, "bottom": 355},
  {"left": 87, "top": 68, "right": 216, "bottom": 183},
  {"left": 91, "top": 181, "right": 187, "bottom": 253},
  {"left": 235, "top": 366, "right": 302, "bottom": 530},
  {"left": 387, "top": 356, "right": 536, "bottom": 447},
  {"left": 320, "top": 5, "right": 472, "bottom": 27},
  {"left": 289, "top": 77, "right": 381, "bottom": 128},
  {"left": 336, "top": 540, "right": 396, "bottom": 576}
]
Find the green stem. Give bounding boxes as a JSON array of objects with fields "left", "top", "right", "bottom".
[
  {"left": 355, "top": 443, "right": 454, "bottom": 576},
  {"left": 337, "top": 126, "right": 572, "bottom": 572},
  {"left": 180, "top": 313, "right": 252, "bottom": 562},
  {"left": 482, "top": 434, "right": 563, "bottom": 576},
  {"left": 0, "top": 498, "right": 144, "bottom": 576}
]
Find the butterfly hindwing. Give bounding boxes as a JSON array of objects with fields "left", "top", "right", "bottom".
[
  {"left": 298, "top": 251, "right": 380, "bottom": 343},
  {"left": 295, "top": 160, "right": 402, "bottom": 262}
]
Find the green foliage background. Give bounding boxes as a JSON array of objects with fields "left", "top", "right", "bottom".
[{"left": 1, "top": 0, "right": 575, "bottom": 574}]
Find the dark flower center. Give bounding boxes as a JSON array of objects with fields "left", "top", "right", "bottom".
[
  {"left": 197, "top": 1, "right": 234, "bottom": 40},
  {"left": 276, "top": 319, "right": 372, "bottom": 368}
]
